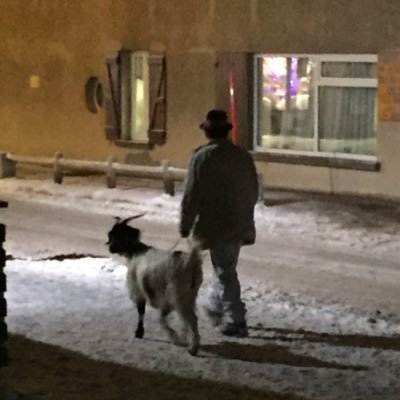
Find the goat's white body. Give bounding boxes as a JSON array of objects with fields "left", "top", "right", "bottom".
[
  {"left": 121, "top": 245, "right": 203, "bottom": 354},
  {"left": 125, "top": 247, "right": 202, "bottom": 309}
]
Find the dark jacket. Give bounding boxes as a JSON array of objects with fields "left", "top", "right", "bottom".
[{"left": 180, "top": 138, "right": 259, "bottom": 249}]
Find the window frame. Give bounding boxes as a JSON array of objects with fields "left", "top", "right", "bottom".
[
  {"left": 253, "top": 53, "right": 378, "bottom": 161},
  {"left": 120, "top": 50, "right": 150, "bottom": 145}
]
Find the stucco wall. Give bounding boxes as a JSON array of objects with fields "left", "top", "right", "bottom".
[
  {"left": 155, "top": 51, "right": 216, "bottom": 166},
  {"left": 256, "top": 162, "right": 379, "bottom": 196},
  {"left": 0, "top": 0, "right": 217, "bottom": 164},
  {"left": 0, "top": 1, "right": 123, "bottom": 159},
  {"left": 215, "top": 0, "right": 400, "bottom": 54},
  {"left": 1, "top": 1, "right": 400, "bottom": 197}
]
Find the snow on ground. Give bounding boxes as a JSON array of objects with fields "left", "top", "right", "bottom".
[
  {"left": 6, "top": 256, "right": 400, "bottom": 400},
  {"left": 2, "top": 173, "right": 400, "bottom": 398},
  {"left": 2, "top": 174, "right": 400, "bottom": 256}
]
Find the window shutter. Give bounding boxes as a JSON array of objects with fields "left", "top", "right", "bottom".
[
  {"left": 104, "top": 53, "right": 121, "bottom": 141},
  {"left": 148, "top": 54, "right": 167, "bottom": 147}
]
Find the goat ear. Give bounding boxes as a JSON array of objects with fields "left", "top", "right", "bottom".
[
  {"left": 122, "top": 213, "right": 146, "bottom": 224},
  {"left": 113, "top": 216, "right": 121, "bottom": 222}
]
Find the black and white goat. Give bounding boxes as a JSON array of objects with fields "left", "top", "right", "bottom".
[{"left": 107, "top": 215, "right": 203, "bottom": 356}]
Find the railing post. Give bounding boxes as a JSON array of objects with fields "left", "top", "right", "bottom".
[
  {"left": 106, "top": 156, "right": 117, "bottom": 189},
  {"left": 54, "top": 152, "right": 64, "bottom": 184},
  {"left": 161, "top": 160, "right": 175, "bottom": 196},
  {"left": 0, "top": 153, "right": 16, "bottom": 179},
  {"left": 257, "top": 173, "right": 265, "bottom": 204},
  {"left": 0, "top": 200, "right": 8, "bottom": 368}
]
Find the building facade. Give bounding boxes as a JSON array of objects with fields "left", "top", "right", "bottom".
[{"left": 1, "top": 0, "right": 400, "bottom": 198}]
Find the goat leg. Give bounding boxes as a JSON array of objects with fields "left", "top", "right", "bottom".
[
  {"left": 135, "top": 300, "right": 146, "bottom": 339},
  {"left": 178, "top": 306, "right": 200, "bottom": 356},
  {"left": 160, "top": 308, "right": 181, "bottom": 345}
]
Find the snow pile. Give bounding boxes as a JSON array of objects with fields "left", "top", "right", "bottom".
[{"left": 5, "top": 257, "right": 400, "bottom": 400}]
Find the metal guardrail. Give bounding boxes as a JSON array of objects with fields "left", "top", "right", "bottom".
[
  {"left": 2, "top": 152, "right": 265, "bottom": 201},
  {"left": 5, "top": 153, "right": 187, "bottom": 196},
  {"left": 0, "top": 200, "right": 8, "bottom": 367}
]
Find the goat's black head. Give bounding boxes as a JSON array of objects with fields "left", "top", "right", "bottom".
[{"left": 107, "top": 214, "right": 145, "bottom": 257}]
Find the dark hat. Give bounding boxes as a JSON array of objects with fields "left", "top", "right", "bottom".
[{"left": 199, "top": 110, "right": 233, "bottom": 132}]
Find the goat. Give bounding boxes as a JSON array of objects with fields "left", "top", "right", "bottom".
[{"left": 107, "top": 215, "right": 203, "bottom": 356}]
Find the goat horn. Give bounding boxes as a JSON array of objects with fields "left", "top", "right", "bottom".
[{"left": 122, "top": 213, "right": 146, "bottom": 224}]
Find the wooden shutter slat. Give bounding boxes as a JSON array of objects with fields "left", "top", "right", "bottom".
[
  {"left": 148, "top": 54, "right": 167, "bottom": 147},
  {"left": 104, "top": 53, "right": 121, "bottom": 141},
  {"left": 149, "top": 129, "right": 166, "bottom": 133}
]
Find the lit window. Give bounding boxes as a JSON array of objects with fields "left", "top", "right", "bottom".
[
  {"left": 254, "top": 55, "right": 377, "bottom": 156},
  {"left": 131, "top": 52, "right": 149, "bottom": 142}
]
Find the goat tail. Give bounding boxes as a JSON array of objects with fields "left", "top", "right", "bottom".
[{"left": 185, "top": 237, "right": 203, "bottom": 289}]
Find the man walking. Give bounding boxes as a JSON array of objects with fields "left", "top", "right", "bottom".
[{"left": 179, "top": 110, "right": 259, "bottom": 337}]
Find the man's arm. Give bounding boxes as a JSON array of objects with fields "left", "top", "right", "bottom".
[
  {"left": 247, "top": 152, "right": 259, "bottom": 206},
  {"left": 179, "top": 154, "right": 202, "bottom": 237}
]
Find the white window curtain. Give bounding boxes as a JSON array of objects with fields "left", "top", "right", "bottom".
[{"left": 319, "top": 62, "right": 376, "bottom": 155}]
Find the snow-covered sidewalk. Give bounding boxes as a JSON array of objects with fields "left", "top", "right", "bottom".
[
  {"left": 5, "top": 256, "right": 400, "bottom": 400},
  {"left": 2, "top": 174, "right": 400, "bottom": 399}
]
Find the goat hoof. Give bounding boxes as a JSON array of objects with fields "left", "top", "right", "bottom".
[
  {"left": 188, "top": 346, "right": 199, "bottom": 356},
  {"left": 135, "top": 329, "right": 144, "bottom": 339},
  {"left": 179, "top": 338, "right": 189, "bottom": 347},
  {"left": 170, "top": 333, "right": 183, "bottom": 346}
]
